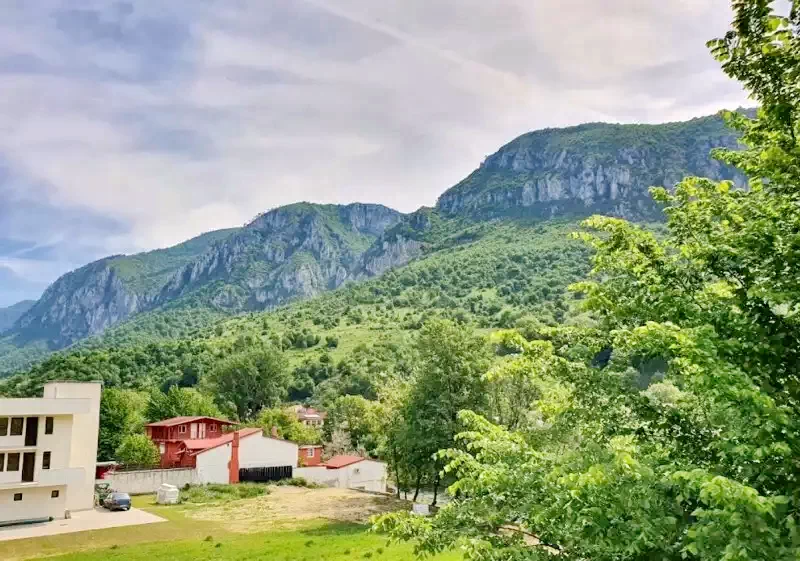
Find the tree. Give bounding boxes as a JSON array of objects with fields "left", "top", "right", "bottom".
[
  {"left": 324, "top": 395, "right": 384, "bottom": 456},
  {"left": 254, "top": 407, "right": 322, "bottom": 444},
  {"left": 115, "top": 434, "right": 161, "bottom": 467},
  {"left": 389, "top": 320, "right": 491, "bottom": 504},
  {"left": 98, "top": 389, "right": 148, "bottom": 461},
  {"left": 377, "top": 2, "right": 800, "bottom": 559},
  {"left": 206, "top": 345, "right": 291, "bottom": 420},
  {"left": 146, "top": 386, "right": 221, "bottom": 422}
]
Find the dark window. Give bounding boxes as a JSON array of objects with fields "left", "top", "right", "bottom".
[
  {"left": 0, "top": 453, "right": 4, "bottom": 471},
  {"left": 7, "top": 453, "right": 20, "bottom": 471},
  {"left": 51, "top": 490, "right": 59, "bottom": 499},
  {"left": 43, "top": 452, "right": 51, "bottom": 470},
  {"left": 13, "top": 493, "right": 22, "bottom": 502},
  {"left": 0, "top": 418, "right": 7, "bottom": 436},
  {"left": 45, "top": 417, "right": 54, "bottom": 435},
  {"left": 179, "top": 425, "right": 187, "bottom": 433},
  {"left": 10, "top": 417, "right": 23, "bottom": 436}
]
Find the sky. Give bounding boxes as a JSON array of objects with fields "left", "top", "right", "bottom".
[{"left": 0, "top": 0, "right": 750, "bottom": 306}]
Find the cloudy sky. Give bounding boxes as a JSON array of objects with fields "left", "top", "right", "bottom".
[{"left": 0, "top": 0, "right": 749, "bottom": 306}]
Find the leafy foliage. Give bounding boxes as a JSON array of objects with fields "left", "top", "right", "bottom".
[
  {"left": 115, "top": 433, "right": 161, "bottom": 467},
  {"left": 376, "top": 3, "right": 800, "bottom": 560}
]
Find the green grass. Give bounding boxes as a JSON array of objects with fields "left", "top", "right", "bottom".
[
  {"left": 180, "top": 483, "right": 270, "bottom": 504},
  {"left": 0, "top": 495, "right": 460, "bottom": 561}
]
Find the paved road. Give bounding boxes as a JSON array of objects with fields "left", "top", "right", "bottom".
[{"left": 0, "top": 507, "right": 165, "bottom": 542}]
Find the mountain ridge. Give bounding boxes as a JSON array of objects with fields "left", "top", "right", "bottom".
[{"left": 0, "top": 111, "right": 746, "bottom": 374}]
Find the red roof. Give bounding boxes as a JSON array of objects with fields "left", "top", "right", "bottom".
[
  {"left": 182, "top": 428, "right": 262, "bottom": 455},
  {"left": 145, "top": 416, "right": 236, "bottom": 428},
  {"left": 324, "top": 455, "right": 365, "bottom": 469}
]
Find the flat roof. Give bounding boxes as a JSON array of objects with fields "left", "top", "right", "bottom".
[{"left": 0, "top": 397, "right": 91, "bottom": 416}]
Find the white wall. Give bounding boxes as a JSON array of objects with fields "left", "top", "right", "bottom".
[
  {"left": 103, "top": 468, "right": 200, "bottom": 495},
  {"left": 195, "top": 444, "right": 231, "bottom": 484},
  {"left": 194, "top": 433, "right": 298, "bottom": 484},
  {"left": 340, "top": 460, "right": 387, "bottom": 493},
  {"left": 43, "top": 382, "right": 101, "bottom": 512},
  {"left": 0, "top": 486, "right": 67, "bottom": 522},
  {"left": 239, "top": 435, "right": 298, "bottom": 469},
  {"left": 295, "top": 461, "right": 388, "bottom": 493},
  {"left": 294, "top": 466, "right": 338, "bottom": 487}
]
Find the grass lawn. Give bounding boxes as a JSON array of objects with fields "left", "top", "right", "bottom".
[{"left": 0, "top": 489, "right": 460, "bottom": 561}]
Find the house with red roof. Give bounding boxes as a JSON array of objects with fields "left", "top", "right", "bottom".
[
  {"left": 145, "top": 416, "right": 237, "bottom": 468},
  {"left": 144, "top": 416, "right": 299, "bottom": 485}
]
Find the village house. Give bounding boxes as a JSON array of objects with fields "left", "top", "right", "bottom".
[
  {"left": 145, "top": 416, "right": 237, "bottom": 468},
  {"left": 298, "top": 444, "right": 323, "bottom": 466},
  {"left": 142, "top": 416, "right": 298, "bottom": 485},
  {"left": 291, "top": 406, "right": 326, "bottom": 428},
  {"left": 0, "top": 381, "right": 101, "bottom": 524}
]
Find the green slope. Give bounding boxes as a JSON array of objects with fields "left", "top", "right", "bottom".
[{"left": 0, "top": 217, "right": 592, "bottom": 400}]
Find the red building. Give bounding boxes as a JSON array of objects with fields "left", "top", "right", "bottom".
[
  {"left": 145, "top": 416, "right": 237, "bottom": 468},
  {"left": 298, "top": 444, "right": 323, "bottom": 466}
]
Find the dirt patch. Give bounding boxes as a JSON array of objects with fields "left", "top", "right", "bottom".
[{"left": 185, "top": 487, "right": 408, "bottom": 532}]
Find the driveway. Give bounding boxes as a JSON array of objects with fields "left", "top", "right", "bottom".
[{"left": 0, "top": 507, "right": 165, "bottom": 542}]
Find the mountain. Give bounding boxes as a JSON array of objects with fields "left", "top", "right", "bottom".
[
  {"left": 0, "top": 300, "right": 35, "bottom": 333},
  {"left": 0, "top": 112, "right": 744, "bottom": 375},
  {"left": 437, "top": 114, "right": 744, "bottom": 219},
  {"left": 0, "top": 204, "right": 402, "bottom": 372}
]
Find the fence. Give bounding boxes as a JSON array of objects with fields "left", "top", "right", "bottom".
[
  {"left": 239, "top": 465, "right": 293, "bottom": 483},
  {"left": 102, "top": 467, "right": 200, "bottom": 495}
]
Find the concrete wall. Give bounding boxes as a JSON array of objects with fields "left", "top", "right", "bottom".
[
  {"left": 0, "top": 486, "right": 67, "bottom": 522},
  {"left": 43, "top": 382, "right": 101, "bottom": 512},
  {"left": 295, "top": 466, "right": 339, "bottom": 487},
  {"left": 340, "top": 460, "right": 387, "bottom": 493},
  {"left": 103, "top": 468, "right": 200, "bottom": 495},
  {"left": 295, "top": 461, "right": 388, "bottom": 492}
]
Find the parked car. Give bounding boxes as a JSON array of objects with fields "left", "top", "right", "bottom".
[{"left": 103, "top": 492, "right": 131, "bottom": 511}]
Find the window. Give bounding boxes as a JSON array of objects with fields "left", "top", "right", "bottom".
[
  {"left": 10, "top": 417, "right": 23, "bottom": 436},
  {"left": 6, "top": 453, "right": 20, "bottom": 472},
  {"left": 306, "top": 448, "right": 315, "bottom": 458},
  {"left": 45, "top": 417, "right": 54, "bottom": 435},
  {"left": 13, "top": 493, "right": 22, "bottom": 502},
  {"left": 0, "top": 418, "right": 7, "bottom": 436},
  {"left": 51, "top": 490, "right": 59, "bottom": 499},
  {"left": 43, "top": 452, "right": 51, "bottom": 470},
  {"left": 159, "top": 443, "right": 165, "bottom": 454},
  {"left": 179, "top": 425, "right": 187, "bottom": 434},
  {"left": 0, "top": 453, "right": 4, "bottom": 471},
  {"left": 209, "top": 424, "right": 217, "bottom": 432}
]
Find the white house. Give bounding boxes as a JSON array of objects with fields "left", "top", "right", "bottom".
[
  {"left": 191, "top": 428, "right": 298, "bottom": 484},
  {"left": 296, "top": 455, "right": 388, "bottom": 493},
  {"left": 0, "top": 381, "right": 101, "bottom": 524}
]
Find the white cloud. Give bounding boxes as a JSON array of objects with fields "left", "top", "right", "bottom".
[{"left": 0, "top": 0, "right": 749, "bottom": 294}]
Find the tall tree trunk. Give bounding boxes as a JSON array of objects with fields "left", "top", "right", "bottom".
[
  {"left": 412, "top": 471, "right": 422, "bottom": 502},
  {"left": 431, "top": 473, "right": 441, "bottom": 507}
]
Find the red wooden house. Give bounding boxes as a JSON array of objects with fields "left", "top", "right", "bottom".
[{"left": 145, "top": 416, "right": 237, "bottom": 468}]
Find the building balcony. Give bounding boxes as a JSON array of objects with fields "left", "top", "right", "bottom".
[{"left": 0, "top": 467, "right": 85, "bottom": 490}]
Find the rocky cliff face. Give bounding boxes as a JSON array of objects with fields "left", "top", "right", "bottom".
[
  {"left": 159, "top": 203, "right": 403, "bottom": 311},
  {"left": 6, "top": 204, "right": 403, "bottom": 351},
  {"left": 438, "top": 115, "right": 745, "bottom": 219}
]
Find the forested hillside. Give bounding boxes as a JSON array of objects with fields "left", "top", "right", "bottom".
[
  {"left": 0, "top": 219, "right": 591, "bottom": 400},
  {"left": 0, "top": 112, "right": 743, "bottom": 375}
]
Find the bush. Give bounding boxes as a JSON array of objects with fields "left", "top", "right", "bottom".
[
  {"left": 274, "top": 477, "right": 323, "bottom": 489},
  {"left": 179, "top": 483, "right": 269, "bottom": 504}
]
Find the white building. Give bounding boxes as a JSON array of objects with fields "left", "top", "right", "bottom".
[
  {"left": 0, "top": 381, "right": 101, "bottom": 524},
  {"left": 296, "top": 455, "right": 388, "bottom": 493},
  {"left": 191, "top": 428, "right": 298, "bottom": 484}
]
